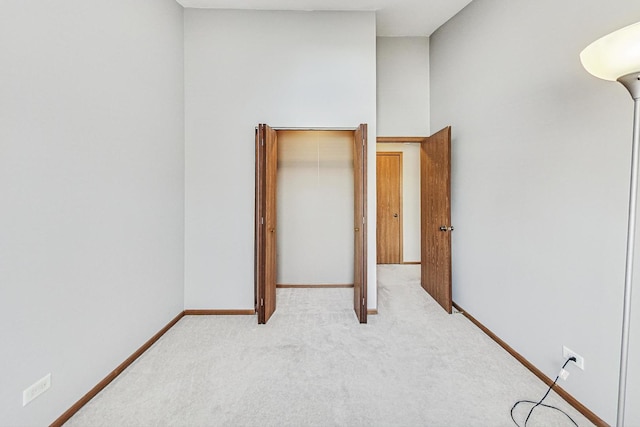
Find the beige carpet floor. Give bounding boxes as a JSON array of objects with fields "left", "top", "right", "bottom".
[{"left": 65, "top": 265, "right": 593, "bottom": 426}]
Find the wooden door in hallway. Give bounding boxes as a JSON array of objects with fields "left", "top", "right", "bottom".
[
  {"left": 421, "top": 127, "right": 452, "bottom": 314},
  {"left": 376, "top": 152, "right": 402, "bottom": 264}
]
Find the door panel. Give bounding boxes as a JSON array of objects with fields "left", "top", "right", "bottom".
[
  {"left": 255, "top": 127, "right": 263, "bottom": 319},
  {"left": 376, "top": 152, "right": 403, "bottom": 264},
  {"left": 421, "top": 126, "right": 452, "bottom": 313},
  {"left": 353, "top": 124, "right": 368, "bottom": 323},
  {"left": 264, "top": 125, "right": 278, "bottom": 322},
  {"left": 255, "top": 124, "right": 278, "bottom": 324}
]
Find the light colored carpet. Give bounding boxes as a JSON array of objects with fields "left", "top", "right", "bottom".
[{"left": 65, "top": 265, "right": 594, "bottom": 426}]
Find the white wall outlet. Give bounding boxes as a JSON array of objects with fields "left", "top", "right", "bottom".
[
  {"left": 562, "top": 346, "right": 585, "bottom": 370},
  {"left": 23, "top": 373, "right": 51, "bottom": 406}
]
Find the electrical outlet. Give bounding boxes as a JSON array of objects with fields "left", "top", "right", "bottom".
[
  {"left": 23, "top": 373, "right": 51, "bottom": 406},
  {"left": 562, "top": 346, "right": 585, "bottom": 370}
]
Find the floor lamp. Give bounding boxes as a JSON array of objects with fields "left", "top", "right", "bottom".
[{"left": 581, "top": 21, "right": 640, "bottom": 427}]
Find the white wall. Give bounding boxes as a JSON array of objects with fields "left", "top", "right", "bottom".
[
  {"left": 430, "top": 0, "right": 640, "bottom": 423},
  {"left": 184, "top": 10, "right": 377, "bottom": 310},
  {"left": 376, "top": 37, "right": 429, "bottom": 265},
  {"left": 277, "top": 131, "right": 354, "bottom": 285},
  {"left": 377, "top": 37, "right": 430, "bottom": 136},
  {"left": 376, "top": 143, "right": 421, "bottom": 262},
  {"left": 0, "top": 1, "right": 185, "bottom": 425}
]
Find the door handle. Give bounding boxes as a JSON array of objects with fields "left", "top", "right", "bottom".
[
  {"left": 393, "top": 213, "right": 398, "bottom": 218},
  {"left": 439, "top": 225, "right": 454, "bottom": 232}
]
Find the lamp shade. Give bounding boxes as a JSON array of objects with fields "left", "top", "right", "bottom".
[{"left": 580, "top": 21, "right": 640, "bottom": 81}]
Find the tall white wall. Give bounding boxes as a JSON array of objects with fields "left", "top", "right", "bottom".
[
  {"left": 376, "top": 37, "right": 429, "bottom": 264},
  {"left": 430, "top": 0, "right": 640, "bottom": 423},
  {"left": 0, "top": 1, "right": 185, "bottom": 425},
  {"left": 184, "top": 10, "right": 377, "bottom": 309},
  {"left": 277, "top": 131, "right": 354, "bottom": 285},
  {"left": 377, "top": 37, "right": 430, "bottom": 136},
  {"left": 376, "top": 143, "right": 421, "bottom": 262}
]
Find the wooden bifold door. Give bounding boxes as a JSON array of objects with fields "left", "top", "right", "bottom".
[
  {"left": 255, "top": 124, "right": 368, "bottom": 324},
  {"left": 254, "top": 124, "right": 278, "bottom": 324}
]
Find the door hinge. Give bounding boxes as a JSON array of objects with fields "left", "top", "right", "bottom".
[
  {"left": 362, "top": 216, "right": 366, "bottom": 225},
  {"left": 362, "top": 297, "right": 365, "bottom": 306},
  {"left": 260, "top": 298, "right": 264, "bottom": 307},
  {"left": 261, "top": 217, "right": 264, "bottom": 225}
]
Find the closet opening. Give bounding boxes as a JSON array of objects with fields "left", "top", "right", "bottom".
[{"left": 255, "top": 124, "right": 368, "bottom": 325}]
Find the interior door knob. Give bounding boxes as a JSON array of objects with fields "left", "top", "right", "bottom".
[
  {"left": 393, "top": 213, "right": 398, "bottom": 218},
  {"left": 439, "top": 225, "right": 454, "bottom": 232}
]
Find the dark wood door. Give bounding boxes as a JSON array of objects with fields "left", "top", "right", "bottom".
[
  {"left": 421, "top": 126, "right": 452, "bottom": 313},
  {"left": 376, "top": 152, "right": 402, "bottom": 264},
  {"left": 255, "top": 124, "right": 278, "bottom": 324},
  {"left": 353, "top": 124, "right": 368, "bottom": 323}
]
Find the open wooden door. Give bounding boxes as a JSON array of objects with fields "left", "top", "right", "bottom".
[
  {"left": 255, "top": 124, "right": 278, "bottom": 324},
  {"left": 353, "top": 124, "right": 368, "bottom": 323},
  {"left": 421, "top": 126, "right": 452, "bottom": 313}
]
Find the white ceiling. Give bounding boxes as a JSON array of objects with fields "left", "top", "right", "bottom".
[{"left": 176, "top": 0, "right": 474, "bottom": 36}]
